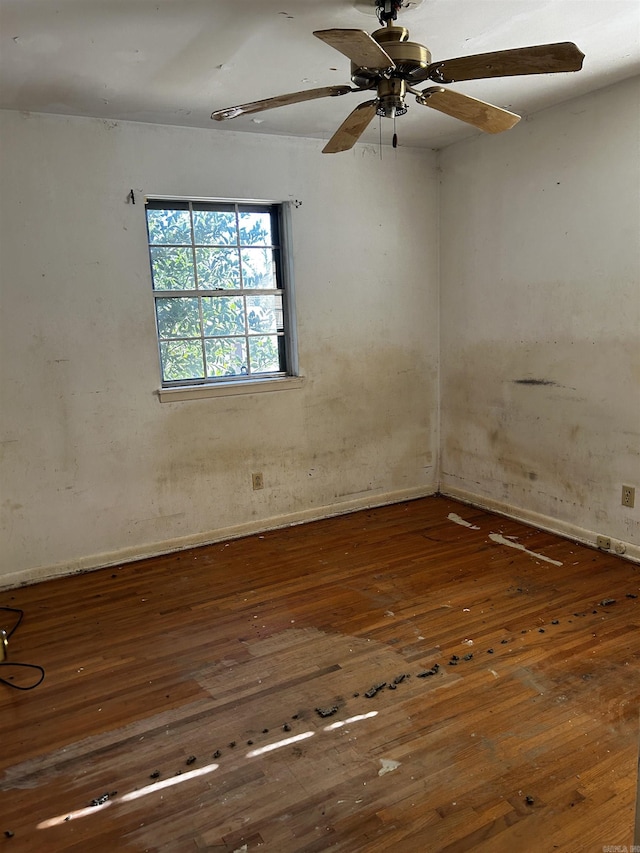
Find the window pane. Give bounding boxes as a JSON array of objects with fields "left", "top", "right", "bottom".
[
  {"left": 202, "top": 296, "right": 246, "bottom": 336},
  {"left": 196, "top": 248, "right": 241, "bottom": 289},
  {"left": 239, "top": 211, "right": 272, "bottom": 246},
  {"left": 156, "top": 297, "right": 201, "bottom": 339},
  {"left": 160, "top": 340, "right": 204, "bottom": 381},
  {"left": 147, "top": 209, "right": 192, "bottom": 245},
  {"left": 249, "top": 335, "right": 282, "bottom": 374},
  {"left": 205, "top": 338, "right": 247, "bottom": 377},
  {"left": 150, "top": 247, "right": 195, "bottom": 290},
  {"left": 193, "top": 210, "right": 237, "bottom": 245},
  {"left": 246, "top": 293, "right": 283, "bottom": 334},
  {"left": 241, "top": 248, "right": 276, "bottom": 289},
  {"left": 147, "top": 199, "right": 292, "bottom": 388}
]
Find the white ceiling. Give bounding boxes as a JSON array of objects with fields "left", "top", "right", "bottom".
[{"left": 1, "top": 0, "right": 639, "bottom": 150}]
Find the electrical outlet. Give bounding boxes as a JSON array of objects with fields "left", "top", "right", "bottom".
[
  {"left": 622, "top": 485, "right": 635, "bottom": 508},
  {"left": 252, "top": 472, "right": 264, "bottom": 491},
  {"left": 596, "top": 535, "right": 611, "bottom": 550}
]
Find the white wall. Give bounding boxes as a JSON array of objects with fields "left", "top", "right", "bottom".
[
  {"left": 439, "top": 77, "right": 640, "bottom": 555},
  {"left": 0, "top": 112, "right": 439, "bottom": 585},
  {"left": 3, "top": 76, "right": 638, "bottom": 587}
]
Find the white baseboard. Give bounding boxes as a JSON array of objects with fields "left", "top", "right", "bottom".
[
  {"left": 6, "top": 483, "right": 635, "bottom": 591},
  {"left": 441, "top": 485, "right": 640, "bottom": 565},
  {"left": 0, "top": 485, "right": 438, "bottom": 591}
]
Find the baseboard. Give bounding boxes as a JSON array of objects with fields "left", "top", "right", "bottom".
[
  {"left": 0, "top": 485, "right": 438, "bottom": 591},
  {"left": 441, "top": 485, "right": 640, "bottom": 565}
]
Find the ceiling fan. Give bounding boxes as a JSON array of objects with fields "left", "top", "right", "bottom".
[{"left": 211, "top": 0, "right": 584, "bottom": 153}]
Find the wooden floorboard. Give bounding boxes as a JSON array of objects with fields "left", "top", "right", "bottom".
[{"left": 0, "top": 496, "right": 638, "bottom": 851}]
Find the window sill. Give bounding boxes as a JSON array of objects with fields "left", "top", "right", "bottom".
[{"left": 157, "top": 375, "right": 305, "bottom": 402}]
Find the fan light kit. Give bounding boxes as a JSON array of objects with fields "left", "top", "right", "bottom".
[{"left": 211, "top": 0, "right": 584, "bottom": 153}]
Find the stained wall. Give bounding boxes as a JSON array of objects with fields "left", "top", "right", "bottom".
[
  {"left": 0, "top": 112, "right": 439, "bottom": 583},
  {"left": 439, "top": 77, "right": 640, "bottom": 554}
]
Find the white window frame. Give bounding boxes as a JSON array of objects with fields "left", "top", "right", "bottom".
[{"left": 145, "top": 196, "right": 301, "bottom": 401}]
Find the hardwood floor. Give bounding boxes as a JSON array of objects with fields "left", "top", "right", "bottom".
[{"left": 1, "top": 496, "right": 638, "bottom": 852}]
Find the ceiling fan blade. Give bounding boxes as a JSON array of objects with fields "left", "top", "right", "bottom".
[
  {"left": 314, "top": 29, "right": 394, "bottom": 70},
  {"left": 427, "top": 42, "right": 585, "bottom": 84},
  {"left": 417, "top": 87, "right": 520, "bottom": 134},
  {"left": 323, "top": 100, "right": 378, "bottom": 153},
  {"left": 212, "top": 85, "right": 353, "bottom": 120}
]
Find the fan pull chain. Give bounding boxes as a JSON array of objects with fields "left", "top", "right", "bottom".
[
  {"left": 392, "top": 114, "right": 398, "bottom": 149},
  {"left": 379, "top": 114, "right": 383, "bottom": 160}
]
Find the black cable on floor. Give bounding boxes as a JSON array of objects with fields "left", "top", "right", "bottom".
[
  {"left": 1, "top": 605, "right": 23, "bottom": 639},
  {"left": 0, "top": 663, "right": 45, "bottom": 690},
  {"left": 1, "top": 606, "right": 46, "bottom": 690}
]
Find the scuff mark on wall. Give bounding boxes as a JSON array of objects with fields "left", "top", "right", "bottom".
[{"left": 513, "top": 378, "right": 577, "bottom": 391}]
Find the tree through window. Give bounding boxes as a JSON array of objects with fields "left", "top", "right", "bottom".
[{"left": 146, "top": 199, "right": 293, "bottom": 386}]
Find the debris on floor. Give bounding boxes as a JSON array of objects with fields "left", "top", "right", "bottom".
[
  {"left": 84, "top": 593, "right": 640, "bottom": 807},
  {"left": 447, "top": 512, "right": 481, "bottom": 530},
  {"left": 364, "top": 682, "right": 386, "bottom": 698},
  {"left": 89, "top": 791, "right": 116, "bottom": 807},
  {"left": 378, "top": 758, "right": 401, "bottom": 776},
  {"left": 315, "top": 705, "right": 339, "bottom": 718},
  {"left": 489, "top": 532, "right": 563, "bottom": 567}
]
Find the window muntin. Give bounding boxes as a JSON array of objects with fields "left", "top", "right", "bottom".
[{"left": 146, "top": 200, "right": 291, "bottom": 386}]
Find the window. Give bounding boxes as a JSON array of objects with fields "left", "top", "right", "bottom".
[{"left": 145, "top": 199, "right": 296, "bottom": 392}]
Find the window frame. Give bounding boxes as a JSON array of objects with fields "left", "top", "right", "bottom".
[{"left": 145, "top": 196, "right": 299, "bottom": 400}]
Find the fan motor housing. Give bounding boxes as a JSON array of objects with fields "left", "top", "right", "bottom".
[{"left": 351, "top": 25, "right": 431, "bottom": 87}]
